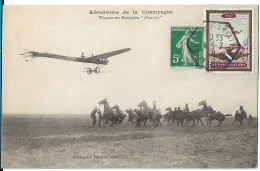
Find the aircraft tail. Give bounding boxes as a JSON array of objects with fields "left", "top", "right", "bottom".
[{"left": 20, "top": 49, "right": 34, "bottom": 58}]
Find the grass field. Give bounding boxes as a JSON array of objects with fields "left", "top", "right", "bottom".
[{"left": 1, "top": 114, "right": 258, "bottom": 168}]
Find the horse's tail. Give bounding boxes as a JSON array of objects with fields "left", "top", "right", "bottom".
[{"left": 225, "top": 114, "right": 232, "bottom": 117}]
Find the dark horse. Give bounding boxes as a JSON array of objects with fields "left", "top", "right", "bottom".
[
  {"left": 111, "top": 105, "right": 126, "bottom": 124},
  {"left": 232, "top": 106, "right": 249, "bottom": 126},
  {"left": 98, "top": 99, "right": 116, "bottom": 126},
  {"left": 208, "top": 111, "right": 232, "bottom": 126},
  {"left": 134, "top": 109, "right": 149, "bottom": 127},
  {"left": 166, "top": 107, "right": 185, "bottom": 126},
  {"left": 184, "top": 110, "right": 204, "bottom": 126}
]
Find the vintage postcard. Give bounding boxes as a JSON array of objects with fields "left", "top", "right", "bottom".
[{"left": 1, "top": 5, "right": 259, "bottom": 168}]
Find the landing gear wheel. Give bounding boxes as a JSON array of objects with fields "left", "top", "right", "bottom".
[
  {"left": 87, "top": 68, "right": 92, "bottom": 74},
  {"left": 95, "top": 67, "right": 100, "bottom": 74}
]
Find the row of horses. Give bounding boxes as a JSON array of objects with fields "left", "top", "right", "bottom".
[{"left": 95, "top": 99, "right": 252, "bottom": 127}]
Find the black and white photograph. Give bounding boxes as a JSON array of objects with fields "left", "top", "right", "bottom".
[{"left": 1, "top": 4, "right": 258, "bottom": 169}]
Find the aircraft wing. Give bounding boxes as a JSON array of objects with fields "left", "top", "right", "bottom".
[
  {"left": 22, "top": 48, "right": 131, "bottom": 65},
  {"left": 86, "top": 48, "right": 131, "bottom": 61}
]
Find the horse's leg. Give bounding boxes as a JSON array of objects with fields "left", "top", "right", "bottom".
[
  {"left": 199, "top": 118, "right": 203, "bottom": 126},
  {"left": 104, "top": 118, "right": 107, "bottom": 126},
  {"left": 94, "top": 119, "right": 97, "bottom": 126},
  {"left": 240, "top": 120, "right": 243, "bottom": 126},
  {"left": 154, "top": 119, "right": 157, "bottom": 127},
  {"left": 194, "top": 119, "right": 198, "bottom": 126},
  {"left": 231, "top": 118, "right": 237, "bottom": 126},
  {"left": 168, "top": 120, "right": 174, "bottom": 126},
  {"left": 192, "top": 119, "right": 195, "bottom": 126},
  {"left": 97, "top": 120, "right": 100, "bottom": 127},
  {"left": 133, "top": 118, "right": 137, "bottom": 124},
  {"left": 169, "top": 119, "right": 174, "bottom": 126},
  {"left": 205, "top": 116, "right": 208, "bottom": 125},
  {"left": 155, "top": 119, "right": 158, "bottom": 127},
  {"left": 143, "top": 119, "right": 147, "bottom": 127},
  {"left": 103, "top": 118, "right": 106, "bottom": 125},
  {"left": 110, "top": 120, "right": 115, "bottom": 127},
  {"left": 100, "top": 118, "right": 103, "bottom": 126},
  {"left": 245, "top": 117, "right": 249, "bottom": 126},
  {"left": 156, "top": 119, "right": 159, "bottom": 127},
  {"left": 217, "top": 121, "right": 223, "bottom": 127},
  {"left": 208, "top": 119, "right": 212, "bottom": 126}
]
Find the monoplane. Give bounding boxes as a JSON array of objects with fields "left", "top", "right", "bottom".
[{"left": 21, "top": 48, "right": 131, "bottom": 74}]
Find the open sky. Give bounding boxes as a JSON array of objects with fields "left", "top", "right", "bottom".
[{"left": 2, "top": 5, "right": 258, "bottom": 116}]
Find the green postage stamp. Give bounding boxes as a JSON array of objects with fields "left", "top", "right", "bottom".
[{"left": 171, "top": 27, "right": 204, "bottom": 68}]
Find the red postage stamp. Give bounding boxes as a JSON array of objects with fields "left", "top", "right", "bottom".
[{"left": 206, "top": 10, "right": 253, "bottom": 71}]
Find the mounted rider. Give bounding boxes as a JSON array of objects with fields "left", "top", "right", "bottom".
[
  {"left": 177, "top": 107, "right": 182, "bottom": 114},
  {"left": 183, "top": 104, "right": 190, "bottom": 112},
  {"left": 137, "top": 100, "right": 150, "bottom": 117}
]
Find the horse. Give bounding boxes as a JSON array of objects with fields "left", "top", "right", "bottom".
[
  {"left": 182, "top": 103, "right": 201, "bottom": 126},
  {"left": 137, "top": 100, "right": 160, "bottom": 127},
  {"left": 111, "top": 105, "right": 126, "bottom": 124},
  {"left": 163, "top": 112, "right": 170, "bottom": 124},
  {"left": 197, "top": 100, "right": 215, "bottom": 125},
  {"left": 134, "top": 109, "right": 149, "bottom": 127},
  {"left": 182, "top": 101, "right": 215, "bottom": 126},
  {"left": 208, "top": 111, "right": 232, "bottom": 126},
  {"left": 232, "top": 106, "right": 248, "bottom": 126},
  {"left": 98, "top": 99, "right": 116, "bottom": 127},
  {"left": 166, "top": 107, "right": 186, "bottom": 126},
  {"left": 125, "top": 109, "right": 137, "bottom": 124},
  {"left": 184, "top": 110, "right": 204, "bottom": 126}
]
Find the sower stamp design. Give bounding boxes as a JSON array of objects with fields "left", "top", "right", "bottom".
[
  {"left": 206, "top": 10, "right": 252, "bottom": 71},
  {"left": 171, "top": 27, "right": 204, "bottom": 68}
]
